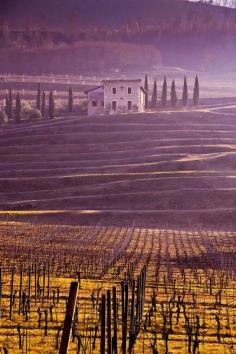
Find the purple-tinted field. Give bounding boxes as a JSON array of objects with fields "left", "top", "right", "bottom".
[{"left": 1, "top": 103, "right": 236, "bottom": 229}]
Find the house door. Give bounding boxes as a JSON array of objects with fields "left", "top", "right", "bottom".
[
  {"left": 128, "top": 101, "right": 132, "bottom": 111},
  {"left": 112, "top": 101, "right": 117, "bottom": 112}
]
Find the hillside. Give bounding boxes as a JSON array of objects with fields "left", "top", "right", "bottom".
[
  {"left": 2, "top": 103, "right": 236, "bottom": 229},
  {"left": 3, "top": 0, "right": 236, "bottom": 29},
  {"left": 0, "top": 41, "right": 161, "bottom": 75},
  {"left": 1, "top": 0, "right": 236, "bottom": 74}
]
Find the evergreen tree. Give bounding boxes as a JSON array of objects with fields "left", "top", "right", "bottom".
[
  {"left": 171, "top": 80, "right": 178, "bottom": 107},
  {"left": 36, "top": 83, "right": 41, "bottom": 110},
  {"left": 48, "top": 90, "right": 54, "bottom": 119},
  {"left": 144, "top": 74, "right": 149, "bottom": 109},
  {"left": 41, "top": 91, "right": 46, "bottom": 118},
  {"left": 68, "top": 87, "right": 73, "bottom": 113},
  {"left": 193, "top": 75, "right": 199, "bottom": 106},
  {"left": 151, "top": 80, "right": 158, "bottom": 109},
  {"left": 182, "top": 76, "right": 188, "bottom": 107},
  {"left": 5, "top": 96, "right": 9, "bottom": 116},
  {"left": 161, "top": 77, "right": 167, "bottom": 107},
  {"left": 8, "top": 88, "right": 13, "bottom": 119},
  {"left": 15, "top": 93, "right": 21, "bottom": 124}
]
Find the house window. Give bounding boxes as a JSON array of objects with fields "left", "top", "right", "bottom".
[
  {"left": 112, "top": 101, "right": 117, "bottom": 111},
  {"left": 112, "top": 87, "right": 117, "bottom": 94},
  {"left": 128, "top": 101, "right": 132, "bottom": 110},
  {"left": 128, "top": 87, "right": 132, "bottom": 94},
  {"left": 92, "top": 101, "right": 97, "bottom": 107}
]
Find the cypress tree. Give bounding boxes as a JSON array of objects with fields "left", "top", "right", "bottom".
[
  {"left": 48, "top": 91, "right": 54, "bottom": 119},
  {"left": 36, "top": 83, "right": 41, "bottom": 110},
  {"left": 68, "top": 87, "right": 73, "bottom": 113},
  {"left": 171, "top": 80, "right": 178, "bottom": 107},
  {"left": 193, "top": 75, "right": 199, "bottom": 106},
  {"left": 144, "top": 74, "right": 149, "bottom": 109},
  {"left": 15, "top": 93, "right": 21, "bottom": 124},
  {"left": 5, "top": 96, "right": 9, "bottom": 117},
  {"left": 41, "top": 91, "right": 46, "bottom": 118},
  {"left": 151, "top": 80, "right": 158, "bottom": 109},
  {"left": 182, "top": 76, "right": 188, "bottom": 107},
  {"left": 161, "top": 77, "right": 167, "bottom": 107},
  {"left": 8, "top": 88, "right": 13, "bottom": 119}
]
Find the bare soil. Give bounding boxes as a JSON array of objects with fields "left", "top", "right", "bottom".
[{"left": 1, "top": 102, "right": 236, "bottom": 229}]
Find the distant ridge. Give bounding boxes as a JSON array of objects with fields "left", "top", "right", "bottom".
[
  {"left": 3, "top": 0, "right": 236, "bottom": 29},
  {"left": 1, "top": 0, "right": 236, "bottom": 73}
]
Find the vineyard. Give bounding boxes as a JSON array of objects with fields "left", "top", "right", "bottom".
[
  {"left": 0, "top": 221, "right": 235, "bottom": 353},
  {"left": 1, "top": 87, "right": 236, "bottom": 352}
]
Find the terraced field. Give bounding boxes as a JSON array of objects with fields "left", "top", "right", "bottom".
[
  {"left": 1, "top": 105, "right": 236, "bottom": 353},
  {"left": 1, "top": 105, "right": 236, "bottom": 229}
]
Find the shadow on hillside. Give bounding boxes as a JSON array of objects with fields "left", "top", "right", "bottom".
[
  {"left": 171, "top": 252, "right": 236, "bottom": 270},
  {"left": 1, "top": 208, "right": 236, "bottom": 232}
]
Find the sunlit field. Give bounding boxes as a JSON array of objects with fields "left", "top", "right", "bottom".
[{"left": 0, "top": 222, "right": 236, "bottom": 353}]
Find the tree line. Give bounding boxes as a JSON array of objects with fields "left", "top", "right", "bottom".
[
  {"left": 2, "top": 75, "right": 199, "bottom": 123},
  {"left": 4, "top": 85, "right": 74, "bottom": 124},
  {"left": 144, "top": 75, "right": 200, "bottom": 109}
]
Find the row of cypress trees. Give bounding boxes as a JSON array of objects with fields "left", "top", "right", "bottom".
[
  {"left": 36, "top": 84, "right": 74, "bottom": 114},
  {"left": 5, "top": 89, "right": 22, "bottom": 123},
  {"left": 5, "top": 85, "right": 74, "bottom": 123},
  {"left": 5, "top": 88, "right": 55, "bottom": 123},
  {"left": 144, "top": 75, "right": 199, "bottom": 108},
  {"left": 36, "top": 84, "right": 55, "bottom": 119}
]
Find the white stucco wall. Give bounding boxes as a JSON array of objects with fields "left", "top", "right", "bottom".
[
  {"left": 104, "top": 80, "right": 143, "bottom": 114},
  {"left": 88, "top": 100, "right": 104, "bottom": 116},
  {"left": 140, "top": 90, "right": 146, "bottom": 112}
]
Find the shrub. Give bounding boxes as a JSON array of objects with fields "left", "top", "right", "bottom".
[
  {"left": 54, "top": 99, "right": 65, "bottom": 114},
  {"left": 21, "top": 101, "right": 42, "bottom": 121},
  {"left": 0, "top": 109, "right": 9, "bottom": 124}
]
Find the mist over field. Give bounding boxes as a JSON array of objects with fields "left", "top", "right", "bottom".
[{"left": 1, "top": 0, "right": 236, "bottom": 74}]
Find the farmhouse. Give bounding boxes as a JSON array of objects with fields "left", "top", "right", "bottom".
[{"left": 86, "top": 79, "right": 146, "bottom": 116}]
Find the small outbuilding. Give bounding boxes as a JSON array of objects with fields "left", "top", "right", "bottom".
[{"left": 86, "top": 85, "right": 104, "bottom": 117}]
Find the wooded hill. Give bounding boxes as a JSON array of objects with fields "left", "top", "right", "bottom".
[{"left": 1, "top": 0, "right": 236, "bottom": 74}]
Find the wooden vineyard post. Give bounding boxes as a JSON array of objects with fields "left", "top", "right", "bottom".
[
  {"left": 130, "top": 280, "right": 135, "bottom": 334},
  {"left": 121, "top": 281, "right": 128, "bottom": 354},
  {"left": 141, "top": 266, "right": 146, "bottom": 319},
  {"left": 112, "top": 286, "right": 118, "bottom": 354},
  {"left": 135, "top": 277, "right": 140, "bottom": 334},
  {"left": 59, "top": 282, "right": 79, "bottom": 354},
  {"left": 0, "top": 268, "right": 2, "bottom": 319},
  {"left": 9, "top": 267, "right": 15, "bottom": 320},
  {"left": 124, "top": 282, "right": 128, "bottom": 354},
  {"left": 19, "top": 266, "right": 23, "bottom": 315},
  {"left": 107, "top": 290, "right": 112, "bottom": 354},
  {"left": 129, "top": 279, "right": 135, "bottom": 352},
  {"left": 28, "top": 267, "right": 31, "bottom": 311},
  {"left": 42, "top": 264, "right": 46, "bottom": 304},
  {"left": 100, "top": 294, "right": 106, "bottom": 354},
  {"left": 47, "top": 262, "right": 50, "bottom": 300},
  {"left": 34, "top": 263, "right": 37, "bottom": 305}
]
